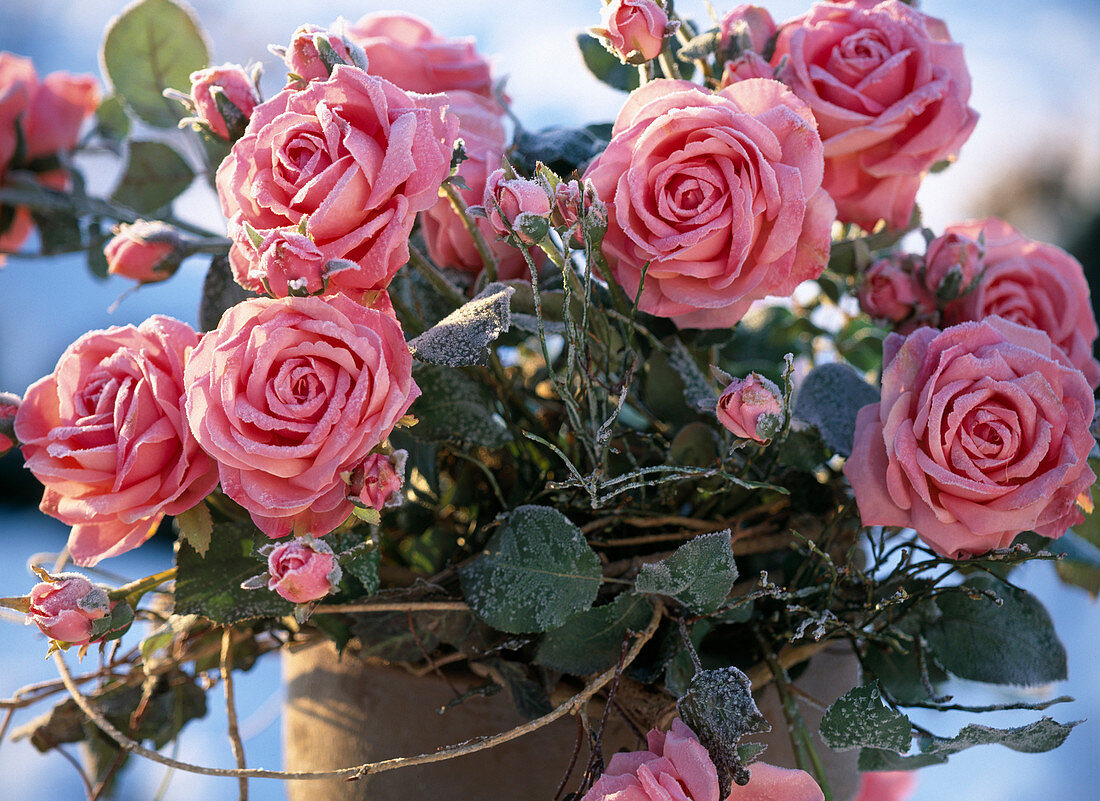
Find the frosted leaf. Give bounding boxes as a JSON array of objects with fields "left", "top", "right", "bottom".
[
  {"left": 820, "top": 682, "right": 912, "bottom": 752},
  {"left": 459, "top": 505, "right": 602, "bottom": 633},
  {"left": 791, "top": 362, "right": 879, "bottom": 457},
  {"left": 408, "top": 282, "right": 514, "bottom": 366},
  {"left": 668, "top": 338, "right": 718, "bottom": 413},
  {"left": 408, "top": 364, "right": 512, "bottom": 449},
  {"left": 634, "top": 531, "right": 737, "bottom": 615},
  {"left": 535, "top": 594, "right": 654, "bottom": 675}
]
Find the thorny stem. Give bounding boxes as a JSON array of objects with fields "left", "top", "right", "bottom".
[
  {"left": 107, "top": 567, "right": 177, "bottom": 603},
  {"left": 440, "top": 181, "right": 498, "bottom": 281},
  {"left": 221, "top": 630, "right": 249, "bottom": 801},
  {"left": 51, "top": 602, "right": 664, "bottom": 783}
]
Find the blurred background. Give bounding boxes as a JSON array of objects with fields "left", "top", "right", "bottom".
[{"left": 0, "top": 1, "right": 1097, "bottom": 799}]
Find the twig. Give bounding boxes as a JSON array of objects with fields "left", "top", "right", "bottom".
[
  {"left": 553, "top": 715, "right": 586, "bottom": 801},
  {"left": 52, "top": 602, "right": 663, "bottom": 782},
  {"left": 55, "top": 743, "right": 94, "bottom": 799},
  {"left": 221, "top": 630, "right": 249, "bottom": 801}
]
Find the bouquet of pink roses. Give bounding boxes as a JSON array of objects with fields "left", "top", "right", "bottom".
[{"left": 0, "top": 1, "right": 1096, "bottom": 800}]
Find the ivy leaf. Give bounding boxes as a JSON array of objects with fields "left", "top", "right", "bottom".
[
  {"left": 924, "top": 574, "right": 1067, "bottom": 686},
  {"left": 792, "top": 362, "right": 879, "bottom": 457},
  {"left": 576, "top": 32, "right": 641, "bottom": 94},
  {"left": 535, "top": 594, "right": 654, "bottom": 675},
  {"left": 459, "top": 505, "right": 602, "bottom": 633},
  {"left": 820, "top": 682, "right": 912, "bottom": 753},
  {"left": 174, "top": 520, "right": 293, "bottom": 624},
  {"left": 110, "top": 141, "right": 194, "bottom": 214},
  {"left": 102, "top": 0, "right": 210, "bottom": 128},
  {"left": 677, "top": 667, "right": 771, "bottom": 797},
  {"left": 408, "top": 282, "right": 514, "bottom": 367},
  {"left": 408, "top": 364, "right": 512, "bottom": 449},
  {"left": 174, "top": 502, "right": 212, "bottom": 557},
  {"left": 635, "top": 531, "right": 737, "bottom": 615}
]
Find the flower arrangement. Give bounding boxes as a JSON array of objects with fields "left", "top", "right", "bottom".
[{"left": 0, "top": 1, "right": 1096, "bottom": 800}]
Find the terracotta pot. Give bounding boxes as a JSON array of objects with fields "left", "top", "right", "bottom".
[{"left": 283, "top": 641, "right": 859, "bottom": 800}]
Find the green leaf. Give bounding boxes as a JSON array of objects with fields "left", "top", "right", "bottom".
[
  {"left": 102, "top": 0, "right": 210, "bottom": 128},
  {"left": 95, "top": 95, "right": 131, "bottom": 140},
  {"left": 174, "top": 520, "right": 293, "bottom": 624},
  {"left": 820, "top": 682, "right": 912, "bottom": 753},
  {"left": 536, "top": 594, "right": 654, "bottom": 675},
  {"left": 668, "top": 338, "right": 718, "bottom": 413},
  {"left": 925, "top": 574, "right": 1067, "bottom": 686},
  {"left": 677, "top": 667, "right": 771, "bottom": 795},
  {"left": 478, "top": 657, "right": 553, "bottom": 720},
  {"left": 408, "top": 282, "right": 514, "bottom": 367},
  {"left": 576, "top": 32, "right": 641, "bottom": 93},
  {"left": 792, "top": 362, "right": 879, "bottom": 457},
  {"left": 30, "top": 208, "right": 82, "bottom": 255},
  {"left": 408, "top": 364, "right": 512, "bottom": 449},
  {"left": 342, "top": 548, "right": 381, "bottom": 595},
  {"left": 111, "top": 141, "right": 195, "bottom": 214},
  {"left": 198, "top": 254, "right": 254, "bottom": 332},
  {"left": 350, "top": 609, "right": 483, "bottom": 662},
  {"left": 512, "top": 122, "right": 613, "bottom": 176},
  {"left": 635, "top": 531, "right": 737, "bottom": 615},
  {"left": 1051, "top": 529, "right": 1100, "bottom": 598},
  {"left": 174, "top": 502, "right": 212, "bottom": 557},
  {"left": 858, "top": 717, "right": 1080, "bottom": 771},
  {"left": 459, "top": 505, "right": 602, "bottom": 633}
]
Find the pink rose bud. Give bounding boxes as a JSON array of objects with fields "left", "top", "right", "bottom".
[
  {"left": 922, "top": 230, "right": 984, "bottom": 303},
  {"left": 104, "top": 220, "right": 186, "bottom": 284},
  {"left": 0, "top": 391, "right": 19, "bottom": 457},
  {"left": 346, "top": 450, "right": 407, "bottom": 511},
  {"left": 28, "top": 573, "right": 110, "bottom": 645},
  {"left": 482, "top": 169, "right": 552, "bottom": 246},
  {"left": 284, "top": 24, "right": 363, "bottom": 83},
  {"left": 244, "top": 225, "right": 329, "bottom": 297},
  {"left": 266, "top": 537, "right": 342, "bottom": 604},
  {"left": 592, "top": 0, "right": 673, "bottom": 64},
  {"left": 716, "top": 373, "right": 784, "bottom": 443},
  {"left": 719, "top": 5, "right": 777, "bottom": 55},
  {"left": 188, "top": 63, "right": 259, "bottom": 140},
  {"left": 720, "top": 51, "right": 775, "bottom": 86},
  {"left": 854, "top": 771, "right": 918, "bottom": 801},
  {"left": 858, "top": 257, "right": 927, "bottom": 323}
]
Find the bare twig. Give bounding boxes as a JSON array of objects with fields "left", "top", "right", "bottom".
[
  {"left": 221, "top": 630, "right": 249, "bottom": 801},
  {"left": 52, "top": 602, "right": 663, "bottom": 783}
]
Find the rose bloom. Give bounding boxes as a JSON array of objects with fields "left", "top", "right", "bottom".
[
  {"left": 419, "top": 91, "right": 532, "bottom": 279},
  {"left": 346, "top": 12, "right": 494, "bottom": 97},
  {"left": 216, "top": 64, "right": 457, "bottom": 302},
  {"left": 772, "top": 1, "right": 978, "bottom": 230},
  {"left": 0, "top": 52, "right": 98, "bottom": 256},
  {"left": 584, "top": 78, "right": 835, "bottom": 329},
  {"left": 104, "top": 220, "right": 183, "bottom": 284},
  {"left": 858, "top": 256, "right": 927, "bottom": 323},
  {"left": 284, "top": 24, "right": 357, "bottom": 83},
  {"left": 939, "top": 218, "right": 1100, "bottom": 389},
  {"left": 230, "top": 223, "right": 329, "bottom": 297},
  {"left": 15, "top": 317, "right": 218, "bottom": 565},
  {"left": 581, "top": 718, "right": 823, "bottom": 801},
  {"left": 845, "top": 316, "right": 1096, "bottom": 558},
  {"left": 717, "top": 373, "right": 783, "bottom": 442},
  {"left": 28, "top": 573, "right": 110, "bottom": 644},
  {"left": 719, "top": 5, "right": 776, "bottom": 55},
  {"left": 592, "top": 0, "right": 671, "bottom": 64},
  {"left": 185, "top": 294, "right": 419, "bottom": 539},
  {"left": 188, "top": 63, "right": 259, "bottom": 139},
  {"left": 265, "top": 537, "right": 342, "bottom": 604},
  {"left": 854, "top": 771, "right": 917, "bottom": 801}
]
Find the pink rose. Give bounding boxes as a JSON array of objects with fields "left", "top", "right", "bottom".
[
  {"left": 104, "top": 220, "right": 184, "bottom": 284},
  {"left": 482, "top": 169, "right": 552, "bottom": 246},
  {"left": 184, "top": 295, "right": 419, "bottom": 539},
  {"left": 592, "top": 0, "right": 672, "bottom": 64},
  {"left": 419, "top": 91, "right": 532, "bottom": 279},
  {"left": 265, "top": 537, "right": 341, "bottom": 603},
  {"left": 772, "top": 1, "right": 978, "bottom": 230},
  {"left": 584, "top": 78, "right": 835, "bottom": 329},
  {"left": 284, "top": 24, "right": 358, "bottom": 84},
  {"left": 858, "top": 257, "right": 927, "bottom": 322},
  {"left": 854, "top": 771, "right": 917, "bottom": 801},
  {"left": 188, "top": 63, "right": 259, "bottom": 140},
  {"left": 230, "top": 223, "right": 332, "bottom": 297},
  {"left": 346, "top": 13, "right": 494, "bottom": 97},
  {"left": 845, "top": 317, "right": 1096, "bottom": 558},
  {"left": 720, "top": 5, "right": 777, "bottom": 55},
  {"left": 15, "top": 318, "right": 217, "bottom": 565},
  {"left": 28, "top": 573, "right": 111, "bottom": 645},
  {"left": 720, "top": 52, "right": 776, "bottom": 86},
  {"left": 0, "top": 391, "right": 19, "bottom": 457},
  {"left": 347, "top": 450, "right": 407, "bottom": 512},
  {"left": 582, "top": 718, "right": 823, "bottom": 801},
  {"left": 216, "top": 64, "right": 457, "bottom": 303},
  {"left": 921, "top": 229, "right": 983, "bottom": 302},
  {"left": 717, "top": 373, "right": 784, "bottom": 442},
  {"left": 940, "top": 218, "right": 1100, "bottom": 388}
]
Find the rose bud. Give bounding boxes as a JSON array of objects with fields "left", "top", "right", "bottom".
[
  {"left": 591, "top": 0, "right": 674, "bottom": 64},
  {"left": 104, "top": 220, "right": 187, "bottom": 284},
  {"left": 28, "top": 573, "right": 110, "bottom": 645},
  {"left": 716, "top": 373, "right": 784, "bottom": 443},
  {"left": 922, "top": 230, "right": 984, "bottom": 303},
  {"left": 265, "top": 537, "right": 342, "bottom": 604},
  {"left": 481, "top": 169, "right": 552, "bottom": 245},
  {"left": 346, "top": 450, "right": 407, "bottom": 512},
  {"left": 188, "top": 63, "right": 259, "bottom": 140},
  {"left": 0, "top": 391, "right": 19, "bottom": 457},
  {"left": 858, "top": 257, "right": 927, "bottom": 323},
  {"left": 284, "top": 24, "right": 366, "bottom": 83},
  {"left": 719, "top": 5, "right": 777, "bottom": 57},
  {"left": 719, "top": 51, "right": 775, "bottom": 86}
]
